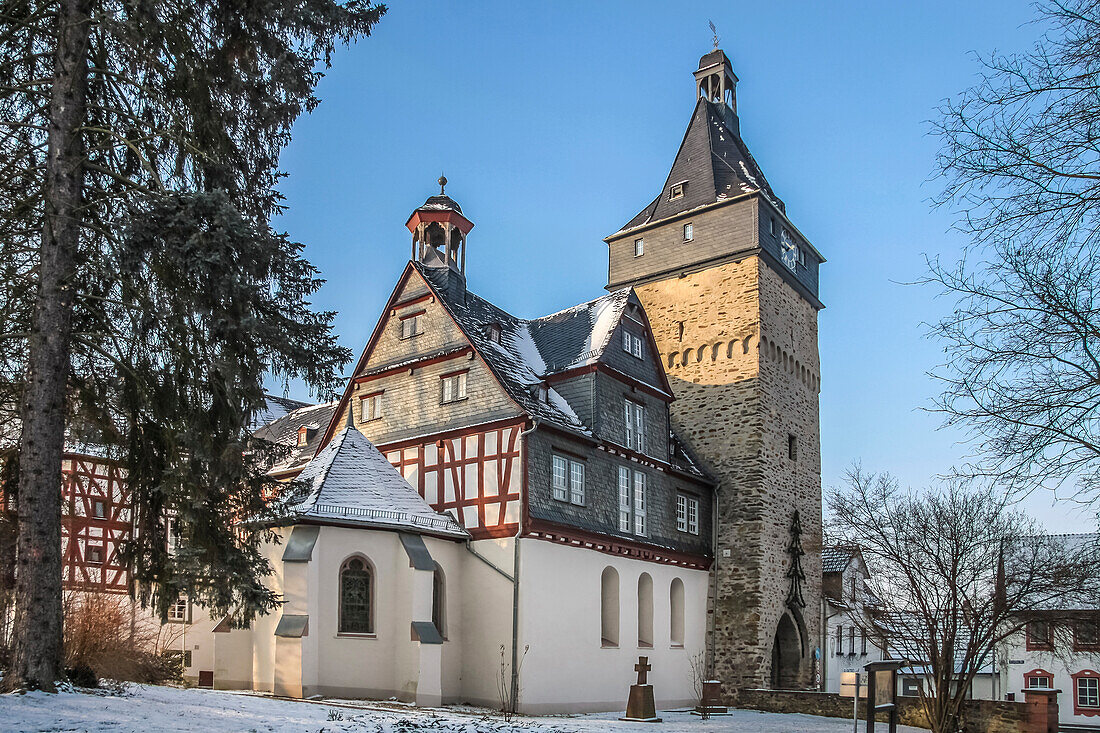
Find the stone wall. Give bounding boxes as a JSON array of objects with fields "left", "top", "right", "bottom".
[
  {"left": 730, "top": 688, "right": 1032, "bottom": 733},
  {"left": 630, "top": 203, "right": 823, "bottom": 690}
]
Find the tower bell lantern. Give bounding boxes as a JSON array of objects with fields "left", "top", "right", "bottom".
[
  {"left": 406, "top": 175, "right": 474, "bottom": 277},
  {"left": 694, "top": 49, "right": 739, "bottom": 130}
]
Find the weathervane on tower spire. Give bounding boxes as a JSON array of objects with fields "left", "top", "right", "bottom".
[{"left": 709, "top": 20, "right": 719, "bottom": 50}]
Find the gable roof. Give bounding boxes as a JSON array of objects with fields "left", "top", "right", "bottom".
[
  {"left": 253, "top": 400, "right": 339, "bottom": 477},
  {"left": 616, "top": 98, "right": 782, "bottom": 235},
  {"left": 318, "top": 261, "right": 680, "bottom": 455},
  {"left": 280, "top": 426, "right": 467, "bottom": 539},
  {"left": 822, "top": 546, "right": 860, "bottom": 574}
]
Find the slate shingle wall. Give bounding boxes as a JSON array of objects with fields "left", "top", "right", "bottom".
[{"left": 525, "top": 428, "right": 712, "bottom": 557}]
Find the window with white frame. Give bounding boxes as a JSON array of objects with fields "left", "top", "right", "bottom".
[
  {"left": 676, "top": 494, "right": 699, "bottom": 534},
  {"left": 399, "top": 311, "right": 425, "bottom": 339},
  {"left": 1078, "top": 676, "right": 1099, "bottom": 709},
  {"left": 624, "top": 399, "right": 646, "bottom": 453},
  {"left": 360, "top": 392, "right": 383, "bottom": 422},
  {"left": 441, "top": 372, "right": 467, "bottom": 403},
  {"left": 93, "top": 499, "right": 107, "bottom": 519},
  {"left": 551, "top": 454, "right": 585, "bottom": 505},
  {"left": 618, "top": 466, "right": 647, "bottom": 536},
  {"left": 622, "top": 330, "right": 645, "bottom": 359},
  {"left": 634, "top": 238, "right": 644, "bottom": 257},
  {"left": 683, "top": 222, "right": 694, "bottom": 241},
  {"left": 167, "top": 597, "right": 189, "bottom": 623}
]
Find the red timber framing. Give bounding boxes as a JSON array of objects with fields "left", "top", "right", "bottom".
[
  {"left": 525, "top": 517, "right": 711, "bottom": 570},
  {"left": 60, "top": 454, "right": 131, "bottom": 594},
  {"left": 381, "top": 418, "right": 525, "bottom": 540}
]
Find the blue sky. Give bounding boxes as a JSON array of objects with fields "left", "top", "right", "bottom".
[{"left": 274, "top": 1, "right": 1097, "bottom": 532}]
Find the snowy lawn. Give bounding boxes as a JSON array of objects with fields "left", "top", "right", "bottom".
[{"left": 0, "top": 683, "right": 930, "bottom": 733}]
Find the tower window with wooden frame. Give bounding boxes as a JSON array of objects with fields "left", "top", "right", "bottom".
[
  {"left": 399, "top": 311, "right": 425, "bottom": 339},
  {"left": 624, "top": 399, "right": 646, "bottom": 454},
  {"left": 440, "top": 371, "right": 468, "bottom": 404},
  {"left": 360, "top": 392, "right": 383, "bottom": 422}
]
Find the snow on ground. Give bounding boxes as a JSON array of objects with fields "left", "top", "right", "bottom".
[{"left": 0, "top": 683, "right": 930, "bottom": 733}]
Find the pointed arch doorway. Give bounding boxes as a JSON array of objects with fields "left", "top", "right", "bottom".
[{"left": 770, "top": 610, "right": 804, "bottom": 689}]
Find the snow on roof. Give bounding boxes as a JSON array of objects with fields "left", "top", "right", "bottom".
[
  {"left": 417, "top": 264, "right": 614, "bottom": 435},
  {"left": 252, "top": 394, "right": 313, "bottom": 431},
  {"left": 280, "top": 426, "right": 467, "bottom": 539},
  {"left": 822, "top": 546, "right": 858, "bottom": 574},
  {"left": 253, "top": 400, "right": 340, "bottom": 476}
]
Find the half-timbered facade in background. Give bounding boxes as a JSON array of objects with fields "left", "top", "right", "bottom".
[{"left": 60, "top": 454, "right": 131, "bottom": 594}]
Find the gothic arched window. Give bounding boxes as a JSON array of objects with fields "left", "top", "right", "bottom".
[{"left": 339, "top": 556, "right": 374, "bottom": 634}]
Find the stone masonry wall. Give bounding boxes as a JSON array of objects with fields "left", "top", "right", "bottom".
[{"left": 632, "top": 231, "right": 822, "bottom": 691}]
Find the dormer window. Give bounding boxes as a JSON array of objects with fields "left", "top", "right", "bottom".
[
  {"left": 297, "top": 425, "right": 309, "bottom": 447},
  {"left": 486, "top": 323, "right": 501, "bottom": 344},
  {"left": 669, "top": 182, "right": 685, "bottom": 200},
  {"left": 536, "top": 383, "right": 549, "bottom": 403},
  {"left": 634, "top": 238, "right": 644, "bottom": 257},
  {"left": 400, "top": 311, "right": 425, "bottom": 339}
]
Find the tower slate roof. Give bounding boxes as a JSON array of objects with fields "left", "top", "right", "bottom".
[
  {"left": 281, "top": 426, "right": 467, "bottom": 538},
  {"left": 617, "top": 97, "right": 783, "bottom": 234}
]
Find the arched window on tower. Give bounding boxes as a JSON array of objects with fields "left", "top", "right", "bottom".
[
  {"left": 670, "top": 578, "right": 685, "bottom": 647},
  {"left": 339, "top": 556, "right": 374, "bottom": 634},
  {"left": 638, "top": 572, "right": 654, "bottom": 648},
  {"left": 601, "top": 566, "right": 619, "bottom": 648},
  {"left": 432, "top": 563, "right": 446, "bottom": 638}
]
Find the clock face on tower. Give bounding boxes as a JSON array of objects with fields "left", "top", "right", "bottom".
[{"left": 780, "top": 229, "right": 799, "bottom": 271}]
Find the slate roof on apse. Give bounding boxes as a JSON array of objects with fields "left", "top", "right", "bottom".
[{"left": 279, "top": 426, "right": 467, "bottom": 538}]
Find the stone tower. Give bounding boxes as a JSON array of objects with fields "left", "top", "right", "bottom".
[{"left": 604, "top": 49, "right": 824, "bottom": 690}]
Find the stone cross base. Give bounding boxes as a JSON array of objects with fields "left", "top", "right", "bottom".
[
  {"left": 692, "top": 679, "right": 728, "bottom": 716},
  {"left": 620, "top": 684, "right": 662, "bottom": 722}
]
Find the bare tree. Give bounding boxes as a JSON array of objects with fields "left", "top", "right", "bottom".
[
  {"left": 928, "top": 0, "right": 1100, "bottom": 502},
  {"left": 828, "top": 465, "right": 1099, "bottom": 733}
]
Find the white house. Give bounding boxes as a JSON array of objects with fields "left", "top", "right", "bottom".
[
  {"left": 997, "top": 533, "right": 1100, "bottom": 729},
  {"left": 821, "top": 546, "right": 886, "bottom": 693}
]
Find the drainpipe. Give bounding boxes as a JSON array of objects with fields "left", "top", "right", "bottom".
[
  {"left": 708, "top": 482, "right": 720, "bottom": 680},
  {"left": 508, "top": 419, "right": 539, "bottom": 713}
]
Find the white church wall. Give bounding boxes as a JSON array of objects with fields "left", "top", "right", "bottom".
[
  {"left": 445, "top": 535, "right": 516, "bottom": 708},
  {"left": 516, "top": 539, "right": 708, "bottom": 714},
  {"left": 250, "top": 531, "right": 285, "bottom": 693}
]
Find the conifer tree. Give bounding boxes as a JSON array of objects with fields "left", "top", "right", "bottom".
[{"left": 0, "top": 0, "right": 384, "bottom": 690}]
